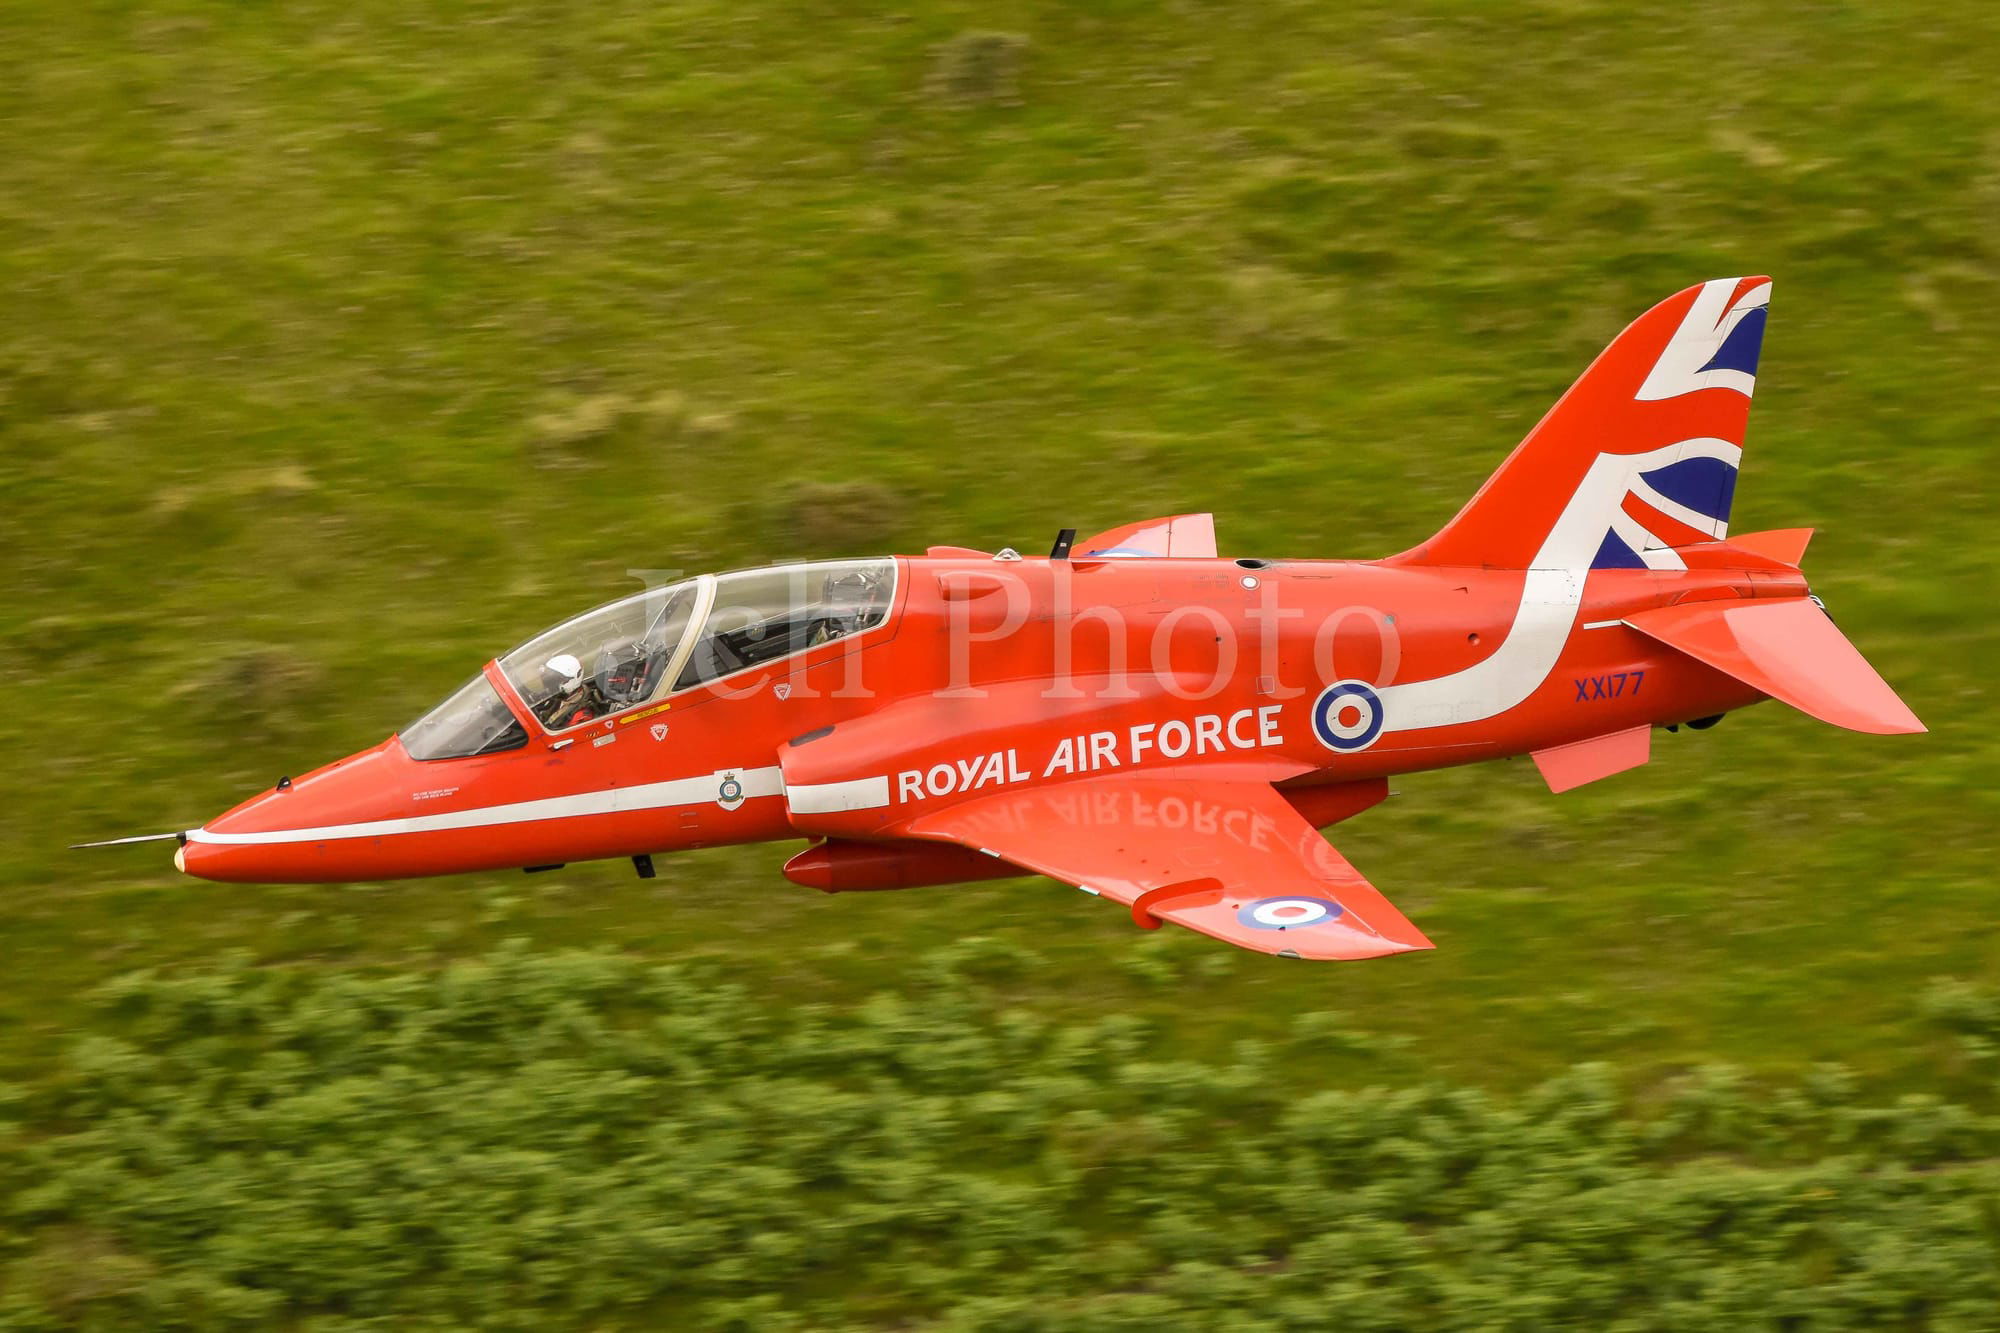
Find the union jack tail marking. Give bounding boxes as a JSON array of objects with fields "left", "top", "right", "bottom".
[{"left": 1390, "top": 277, "right": 1769, "bottom": 572}]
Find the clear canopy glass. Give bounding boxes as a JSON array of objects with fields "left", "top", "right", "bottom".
[
  {"left": 498, "top": 579, "right": 701, "bottom": 731},
  {"left": 402, "top": 674, "right": 529, "bottom": 761},
  {"left": 485, "top": 560, "right": 896, "bottom": 734},
  {"left": 674, "top": 560, "right": 894, "bottom": 692}
]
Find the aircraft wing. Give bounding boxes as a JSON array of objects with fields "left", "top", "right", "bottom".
[
  {"left": 1074, "top": 513, "right": 1217, "bottom": 559},
  {"left": 900, "top": 773, "right": 1433, "bottom": 960}
]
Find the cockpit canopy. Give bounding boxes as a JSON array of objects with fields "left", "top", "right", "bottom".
[
  {"left": 402, "top": 559, "right": 895, "bottom": 761},
  {"left": 501, "top": 579, "right": 700, "bottom": 732},
  {"left": 401, "top": 674, "right": 528, "bottom": 762}
]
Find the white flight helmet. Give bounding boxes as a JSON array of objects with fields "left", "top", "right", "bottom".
[{"left": 545, "top": 653, "right": 584, "bottom": 692}]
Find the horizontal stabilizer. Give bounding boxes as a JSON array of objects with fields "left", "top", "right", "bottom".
[
  {"left": 1625, "top": 598, "right": 1924, "bottom": 735},
  {"left": 1724, "top": 527, "right": 1813, "bottom": 566},
  {"left": 1532, "top": 725, "right": 1652, "bottom": 793},
  {"left": 1672, "top": 534, "right": 1809, "bottom": 575}
]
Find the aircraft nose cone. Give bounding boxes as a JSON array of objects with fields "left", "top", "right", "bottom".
[{"left": 178, "top": 741, "right": 408, "bottom": 883}]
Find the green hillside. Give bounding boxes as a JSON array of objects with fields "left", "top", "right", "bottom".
[{"left": 3, "top": 0, "right": 1997, "bottom": 1323}]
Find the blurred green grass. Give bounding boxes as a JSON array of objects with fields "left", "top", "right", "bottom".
[{"left": 1, "top": 0, "right": 1995, "bottom": 1095}]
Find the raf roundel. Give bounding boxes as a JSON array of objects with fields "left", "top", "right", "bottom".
[
  {"left": 1311, "top": 680, "right": 1384, "bottom": 752},
  {"left": 1237, "top": 896, "right": 1346, "bottom": 931}
]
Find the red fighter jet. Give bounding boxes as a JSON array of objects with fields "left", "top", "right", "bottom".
[{"left": 84, "top": 277, "right": 1923, "bottom": 961}]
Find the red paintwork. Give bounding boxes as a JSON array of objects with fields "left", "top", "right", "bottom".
[
  {"left": 1076, "top": 513, "right": 1217, "bottom": 559},
  {"left": 899, "top": 773, "right": 1435, "bottom": 959},
  {"left": 1131, "top": 878, "right": 1225, "bottom": 931},
  {"left": 1723, "top": 527, "right": 1814, "bottom": 567},
  {"left": 1531, "top": 725, "right": 1653, "bottom": 795},
  {"left": 164, "top": 278, "right": 1925, "bottom": 961},
  {"left": 782, "top": 839, "right": 1024, "bottom": 893},
  {"left": 1626, "top": 598, "right": 1926, "bottom": 736},
  {"left": 1284, "top": 776, "right": 1390, "bottom": 829}
]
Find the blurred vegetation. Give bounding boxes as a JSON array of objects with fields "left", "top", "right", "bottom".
[
  {"left": 7, "top": 946, "right": 2000, "bottom": 1328},
  {"left": 1, "top": 0, "right": 1996, "bottom": 1322}
]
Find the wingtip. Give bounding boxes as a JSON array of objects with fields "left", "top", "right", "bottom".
[
  {"left": 1294, "top": 927, "right": 1435, "bottom": 961},
  {"left": 1359, "top": 910, "right": 1435, "bottom": 955}
]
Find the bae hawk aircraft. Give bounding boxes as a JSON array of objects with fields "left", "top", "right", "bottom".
[{"left": 83, "top": 278, "right": 1923, "bottom": 960}]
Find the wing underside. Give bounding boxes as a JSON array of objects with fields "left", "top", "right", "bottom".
[{"left": 900, "top": 773, "right": 1432, "bottom": 961}]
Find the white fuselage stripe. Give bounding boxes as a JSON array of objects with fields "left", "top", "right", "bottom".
[
  {"left": 786, "top": 776, "right": 891, "bottom": 814},
  {"left": 1376, "top": 439, "right": 1740, "bottom": 736},
  {"left": 186, "top": 765, "right": 787, "bottom": 846}
]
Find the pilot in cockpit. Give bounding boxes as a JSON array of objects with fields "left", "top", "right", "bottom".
[
  {"left": 539, "top": 653, "right": 603, "bottom": 729},
  {"left": 540, "top": 639, "right": 663, "bottom": 729}
]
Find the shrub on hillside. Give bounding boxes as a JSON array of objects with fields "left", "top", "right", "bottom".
[{"left": 3, "top": 947, "right": 1998, "bottom": 1329}]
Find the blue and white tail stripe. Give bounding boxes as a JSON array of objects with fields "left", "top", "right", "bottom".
[
  {"left": 1636, "top": 278, "right": 1770, "bottom": 401},
  {"left": 1634, "top": 454, "right": 1737, "bottom": 531},
  {"left": 1590, "top": 437, "right": 1741, "bottom": 569}
]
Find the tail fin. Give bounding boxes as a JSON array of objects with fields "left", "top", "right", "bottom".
[{"left": 1391, "top": 278, "right": 1771, "bottom": 571}]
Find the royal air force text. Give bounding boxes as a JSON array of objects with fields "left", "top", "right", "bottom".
[{"left": 894, "top": 706, "right": 1285, "bottom": 804}]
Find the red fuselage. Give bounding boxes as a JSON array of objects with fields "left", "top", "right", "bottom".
[{"left": 179, "top": 553, "right": 1781, "bottom": 884}]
